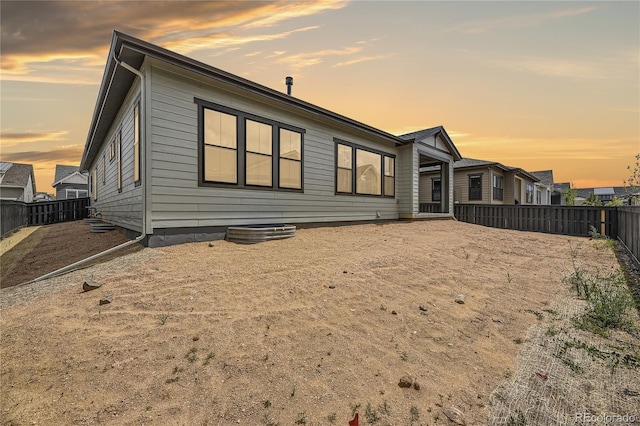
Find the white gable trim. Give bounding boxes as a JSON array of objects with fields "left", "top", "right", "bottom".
[{"left": 53, "top": 171, "right": 89, "bottom": 187}]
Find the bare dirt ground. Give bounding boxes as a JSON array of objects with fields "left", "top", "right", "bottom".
[
  {"left": 1, "top": 220, "right": 638, "bottom": 425},
  {"left": 0, "top": 221, "right": 137, "bottom": 289}
]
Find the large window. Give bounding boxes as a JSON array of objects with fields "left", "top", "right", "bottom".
[
  {"left": 432, "top": 179, "right": 442, "bottom": 202},
  {"left": 469, "top": 174, "right": 482, "bottom": 201},
  {"left": 133, "top": 103, "right": 141, "bottom": 185},
  {"left": 356, "top": 149, "right": 381, "bottom": 195},
  {"left": 526, "top": 183, "right": 534, "bottom": 203},
  {"left": 335, "top": 139, "right": 394, "bottom": 197},
  {"left": 198, "top": 100, "right": 304, "bottom": 191},
  {"left": 492, "top": 174, "right": 503, "bottom": 201}
]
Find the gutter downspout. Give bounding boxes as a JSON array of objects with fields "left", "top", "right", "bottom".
[{"left": 30, "top": 53, "right": 147, "bottom": 284}]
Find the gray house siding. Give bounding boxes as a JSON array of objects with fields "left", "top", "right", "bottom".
[
  {"left": 147, "top": 61, "right": 398, "bottom": 234},
  {"left": 88, "top": 79, "right": 143, "bottom": 232},
  {"left": 55, "top": 183, "right": 88, "bottom": 200}
]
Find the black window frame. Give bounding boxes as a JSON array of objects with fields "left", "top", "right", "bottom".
[
  {"left": 333, "top": 138, "right": 395, "bottom": 198},
  {"left": 133, "top": 101, "right": 141, "bottom": 187},
  {"left": 117, "top": 129, "right": 122, "bottom": 193},
  {"left": 492, "top": 174, "right": 504, "bottom": 201},
  {"left": 109, "top": 139, "right": 116, "bottom": 162},
  {"left": 469, "top": 174, "right": 482, "bottom": 201},
  {"left": 195, "top": 98, "right": 305, "bottom": 193},
  {"left": 526, "top": 182, "right": 534, "bottom": 203},
  {"left": 432, "top": 178, "right": 442, "bottom": 202}
]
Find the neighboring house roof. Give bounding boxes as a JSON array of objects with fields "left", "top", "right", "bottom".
[
  {"left": 593, "top": 187, "right": 615, "bottom": 196},
  {"left": 0, "top": 162, "right": 36, "bottom": 191},
  {"left": 576, "top": 188, "right": 592, "bottom": 198},
  {"left": 52, "top": 164, "right": 88, "bottom": 187},
  {"left": 531, "top": 170, "right": 554, "bottom": 188},
  {"left": 554, "top": 182, "right": 571, "bottom": 193},
  {"left": 54, "top": 165, "right": 80, "bottom": 183},
  {"left": 82, "top": 31, "right": 422, "bottom": 170},
  {"left": 449, "top": 157, "right": 539, "bottom": 182},
  {"left": 398, "top": 126, "right": 462, "bottom": 161}
]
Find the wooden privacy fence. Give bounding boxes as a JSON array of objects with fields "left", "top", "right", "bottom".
[
  {"left": 0, "top": 200, "right": 28, "bottom": 238},
  {"left": 453, "top": 204, "right": 640, "bottom": 265},
  {"left": 1, "top": 198, "right": 90, "bottom": 238},
  {"left": 617, "top": 207, "right": 640, "bottom": 263},
  {"left": 454, "top": 204, "right": 619, "bottom": 238}
]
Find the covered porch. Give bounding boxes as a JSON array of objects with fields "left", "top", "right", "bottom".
[{"left": 396, "top": 126, "right": 461, "bottom": 219}]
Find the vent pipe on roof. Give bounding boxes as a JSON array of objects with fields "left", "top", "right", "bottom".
[{"left": 285, "top": 76, "right": 293, "bottom": 95}]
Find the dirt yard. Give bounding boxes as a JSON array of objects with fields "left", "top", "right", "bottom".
[
  {"left": 0, "top": 221, "right": 137, "bottom": 289},
  {"left": 1, "top": 220, "right": 637, "bottom": 425}
]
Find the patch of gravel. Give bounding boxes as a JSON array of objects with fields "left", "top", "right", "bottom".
[
  {"left": 487, "top": 296, "right": 640, "bottom": 425},
  {"left": 0, "top": 247, "right": 162, "bottom": 309}
]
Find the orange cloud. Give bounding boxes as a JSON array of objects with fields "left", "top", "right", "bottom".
[
  {"left": 1, "top": 130, "right": 69, "bottom": 147},
  {"left": 1, "top": 1, "right": 342, "bottom": 82}
]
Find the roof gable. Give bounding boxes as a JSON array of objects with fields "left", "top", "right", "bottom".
[
  {"left": 54, "top": 165, "right": 80, "bottom": 183},
  {"left": 398, "top": 126, "right": 463, "bottom": 161}
]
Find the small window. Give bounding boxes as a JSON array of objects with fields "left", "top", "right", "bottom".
[
  {"left": 432, "top": 179, "right": 442, "bottom": 202},
  {"left": 469, "top": 175, "right": 482, "bottom": 201},
  {"left": 536, "top": 189, "right": 542, "bottom": 204},
  {"left": 526, "top": 183, "right": 534, "bottom": 203},
  {"left": 384, "top": 156, "right": 394, "bottom": 196},
  {"left": 492, "top": 174, "right": 503, "bottom": 201},
  {"left": 102, "top": 154, "right": 106, "bottom": 185},
  {"left": 117, "top": 130, "right": 122, "bottom": 192},
  {"left": 92, "top": 169, "right": 97, "bottom": 201},
  {"left": 109, "top": 140, "right": 115, "bottom": 161},
  {"left": 356, "top": 149, "right": 381, "bottom": 195},
  {"left": 336, "top": 144, "right": 353, "bottom": 193},
  {"left": 133, "top": 103, "right": 141, "bottom": 184}
]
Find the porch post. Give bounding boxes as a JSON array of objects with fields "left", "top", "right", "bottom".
[{"left": 440, "top": 163, "right": 449, "bottom": 213}]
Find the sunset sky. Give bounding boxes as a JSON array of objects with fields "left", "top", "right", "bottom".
[{"left": 1, "top": 0, "right": 638, "bottom": 193}]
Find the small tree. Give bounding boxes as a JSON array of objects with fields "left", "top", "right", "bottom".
[
  {"left": 624, "top": 153, "right": 640, "bottom": 205},
  {"left": 582, "top": 193, "right": 602, "bottom": 206},
  {"left": 605, "top": 196, "right": 624, "bottom": 207},
  {"left": 562, "top": 187, "right": 577, "bottom": 206}
]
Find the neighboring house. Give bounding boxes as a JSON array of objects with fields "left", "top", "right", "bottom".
[
  {"left": 79, "top": 32, "right": 462, "bottom": 247},
  {"left": 34, "top": 192, "right": 54, "bottom": 202},
  {"left": 552, "top": 182, "right": 571, "bottom": 205},
  {"left": 573, "top": 186, "right": 638, "bottom": 206},
  {"left": 531, "top": 170, "right": 554, "bottom": 205},
  {"left": 419, "top": 157, "right": 541, "bottom": 206},
  {"left": 0, "top": 162, "right": 35, "bottom": 203},
  {"left": 52, "top": 165, "right": 89, "bottom": 200}
]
